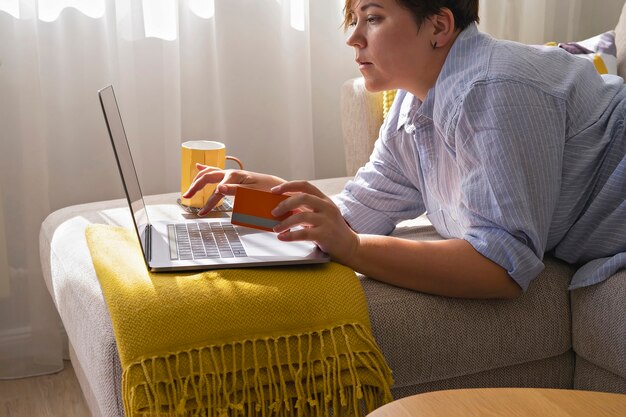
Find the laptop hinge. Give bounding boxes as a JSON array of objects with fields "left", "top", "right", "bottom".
[{"left": 144, "top": 224, "right": 152, "bottom": 262}]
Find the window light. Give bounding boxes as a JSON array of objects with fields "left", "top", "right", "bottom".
[
  {"left": 0, "top": 0, "right": 19, "bottom": 18},
  {"left": 142, "top": 0, "right": 177, "bottom": 41},
  {"left": 37, "top": 0, "right": 104, "bottom": 22},
  {"left": 189, "top": 0, "right": 214, "bottom": 19},
  {"left": 290, "top": 0, "right": 305, "bottom": 31}
]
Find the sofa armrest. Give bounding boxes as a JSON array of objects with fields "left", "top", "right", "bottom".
[{"left": 340, "top": 77, "right": 384, "bottom": 176}]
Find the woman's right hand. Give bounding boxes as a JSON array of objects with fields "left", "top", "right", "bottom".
[{"left": 182, "top": 163, "right": 286, "bottom": 216}]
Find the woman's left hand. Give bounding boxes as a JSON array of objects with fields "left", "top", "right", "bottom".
[{"left": 270, "top": 181, "right": 359, "bottom": 263}]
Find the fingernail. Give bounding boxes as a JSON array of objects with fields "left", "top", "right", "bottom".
[{"left": 270, "top": 186, "right": 280, "bottom": 192}]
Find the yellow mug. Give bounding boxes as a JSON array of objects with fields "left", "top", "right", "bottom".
[{"left": 180, "top": 140, "right": 243, "bottom": 208}]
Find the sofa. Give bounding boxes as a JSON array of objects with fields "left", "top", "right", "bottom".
[{"left": 40, "top": 10, "right": 626, "bottom": 417}]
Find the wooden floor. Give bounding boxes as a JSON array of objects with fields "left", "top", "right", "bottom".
[{"left": 0, "top": 361, "right": 91, "bottom": 417}]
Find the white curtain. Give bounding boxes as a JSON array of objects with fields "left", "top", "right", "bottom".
[
  {"left": 1, "top": 0, "right": 624, "bottom": 380},
  {"left": 0, "top": 0, "right": 358, "bottom": 379}
]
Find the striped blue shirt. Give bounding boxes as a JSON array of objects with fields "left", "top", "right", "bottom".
[{"left": 335, "top": 23, "right": 626, "bottom": 291}]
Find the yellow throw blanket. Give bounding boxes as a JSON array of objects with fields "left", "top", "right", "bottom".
[{"left": 86, "top": 224, "right": 393, "bottom": 417}]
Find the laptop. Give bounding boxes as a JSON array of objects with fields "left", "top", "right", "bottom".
[{"left": 98, "top": 85, "right": 329, "bottom": 271}]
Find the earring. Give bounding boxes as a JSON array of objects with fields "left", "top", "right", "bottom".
[{"left": 431, "top": 41, "right": 437, "bottom": 49}]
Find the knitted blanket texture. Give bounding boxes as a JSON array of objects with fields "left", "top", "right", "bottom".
[{"left": 85, "top": 224, "right": 393, "bottom": 417}]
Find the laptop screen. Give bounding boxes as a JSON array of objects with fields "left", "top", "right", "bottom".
[{"left": 98, "top": 86, "right": 150, "bottom": 260}]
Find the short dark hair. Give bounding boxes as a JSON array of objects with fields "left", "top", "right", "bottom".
[{"left": 343, "top": 0, "right": 480, "bottom": 32}]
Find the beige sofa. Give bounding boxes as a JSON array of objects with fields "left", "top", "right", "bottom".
[{"left": 40, "top": 11, "right": 626, "bottom": 417}]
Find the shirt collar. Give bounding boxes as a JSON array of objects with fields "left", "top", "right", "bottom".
[
  {"left": 414, "top": 23, "right": 481, "bottom": 122},
  {"left": 396, "top": 93, "right": 418, "bottom": 131},
  {"left": 395, "top": 23, "right": 482, "bottom": 131}
]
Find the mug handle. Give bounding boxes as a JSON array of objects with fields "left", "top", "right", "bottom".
[{"left": 226, "top": 155, "right": 244, "bottom": 170}]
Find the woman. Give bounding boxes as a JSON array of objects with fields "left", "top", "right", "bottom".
[{"left": 184, "top": 0, "right": 626, "bottom": 299}]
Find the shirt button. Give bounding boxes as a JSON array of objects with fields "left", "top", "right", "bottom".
[{"left": 405, "top": 124, "right": 416, "bottom": 134}]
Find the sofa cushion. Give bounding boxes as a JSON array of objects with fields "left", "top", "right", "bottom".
[
  {"left": 393, "top": 352, "right": 574, "bottom": 398},
  {"left": 574, "top": 355, "right": 626, "bottom": 393},
  {"left": 571, "top": 269, "right": 626, "bottom": 381},
  {"left": 367, "top": 218, "right": 575, "bottom": 389},
  {"left": 549, "top": 31, "right": 617, "bottom": 75}
]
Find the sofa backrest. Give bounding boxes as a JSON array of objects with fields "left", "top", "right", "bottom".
[{"left": 615, "top": 2, "right": 626, "bottom": 79}]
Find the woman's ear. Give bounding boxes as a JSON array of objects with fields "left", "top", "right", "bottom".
[{"left": 428, "top": 8, "right": 456, "bottom": 49}]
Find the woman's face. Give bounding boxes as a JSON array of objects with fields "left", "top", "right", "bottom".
[{"left": 346, "top": 0, "right": 436, "bottom": 95}]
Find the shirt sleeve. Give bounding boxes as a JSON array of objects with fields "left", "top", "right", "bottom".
[
  {"left": 455, "top": 80, "right": 566, "bottom": 291},
  {"left": 333, "top": 111, "right": 426, "bottom": 235}
]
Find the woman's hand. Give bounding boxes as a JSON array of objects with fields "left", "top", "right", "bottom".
[
  {"left": 183, "top": 163, "right": 286, "bottom": 216},
  {"left": 270, "top": 181, "right": 360, "bottom": 263}
]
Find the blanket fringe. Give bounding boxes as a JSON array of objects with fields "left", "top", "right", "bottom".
[{"left": 123, "top": 323, "right": 393, "bottom": 417}]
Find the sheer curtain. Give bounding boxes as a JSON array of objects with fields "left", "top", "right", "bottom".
[
  {"left": 480, "top": 0, "right": 625, "bottom": 44},
  {"left": 1, "top": 0, "right": 624, "bottom": 380},
  {"left": 0, "top": 0, "right": 358, "bottom": 379}
]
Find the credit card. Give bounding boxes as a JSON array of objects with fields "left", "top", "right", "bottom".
[{"left": 231, "top": 187, "right": 290, "bottom": 231}]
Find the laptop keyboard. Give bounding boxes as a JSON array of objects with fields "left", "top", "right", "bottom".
[{"left": 168, "top": 222, "right": 248, "bottom": 260}]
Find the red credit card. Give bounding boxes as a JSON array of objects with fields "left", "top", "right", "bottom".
[{"left": 231, "top": 187, "right": 290, "bottom": 231}]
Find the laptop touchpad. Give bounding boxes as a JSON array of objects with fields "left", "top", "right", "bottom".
[{"left": 237, "top": 227, "right": 318, "bottom": 257}]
